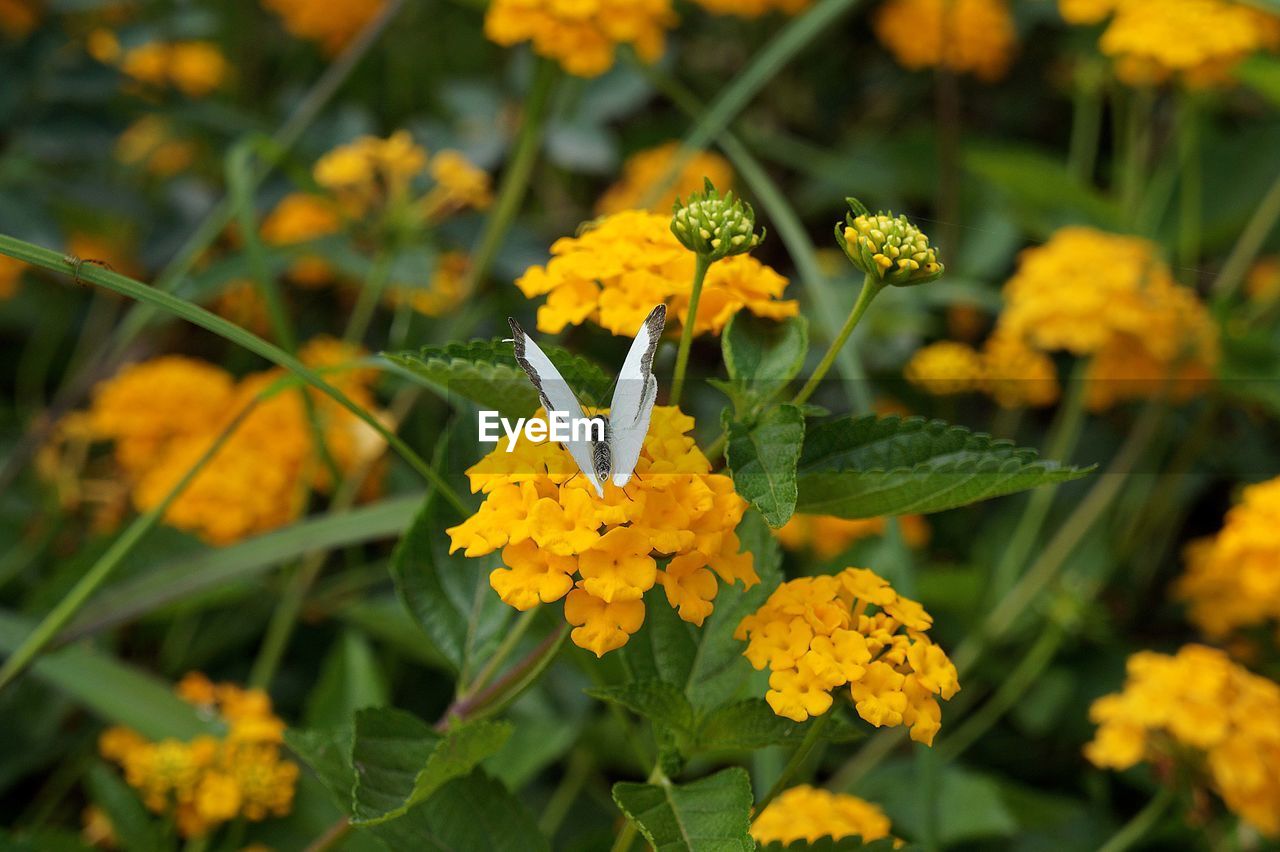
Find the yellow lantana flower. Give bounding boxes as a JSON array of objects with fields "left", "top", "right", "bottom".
[
  {"left": 119, "top": 41, "right": 228, "bottom": 97},
  {"left": 736, "top": 567, "right": 959, "bottom": 743},
  {"left": 385, "top": 251, "right": 470, "bottom": 317},
  {"left": 449, "top": 406, "right": 758, "bottom": 657},
  {"left": 873, "top": 0, "right": 1017, "bottom": 81},
  {"left": 1085, "top": 645, "right": 1280, "bottom": 837},
  {"left": 690, "top": 0, "right": 811, "bottom": 16},
  {"left": 774, "top": 513, "right": 930, "bottom": 560},
  {"left": 484, "top": 0, "right": 677, "bottom": 78},
  {"left": 597, "top": 142, "right": 734, "bottom": 216},
  {"left": 516, "top": 210, "right": 797, "bottom": 339},
  {"left": 751, "top": 785, "right": 894, "bottom": 845},
  {"left": 260, "top": 192, "right": 342, "bottom": 287},
  {"left": 261, "top": 0, "right": 385, "bottom": 54}
]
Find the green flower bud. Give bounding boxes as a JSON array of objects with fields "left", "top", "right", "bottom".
[
  {"left": 671, "top": 178, "right": 765, "bottom": 261},
  {"left": 834, "top": 197, "right": 944, "bottom": 287}
]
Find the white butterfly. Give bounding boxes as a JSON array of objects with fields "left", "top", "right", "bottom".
[{"left": 507, "top": 305, "right": 666, "bottom": 498}]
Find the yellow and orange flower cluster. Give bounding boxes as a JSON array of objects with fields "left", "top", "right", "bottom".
[
  {"left": 775, "top": 513, "right": 929, "bottom": 560},
  {"left": 689, "top": 0, "right": 811, "bottom": 18},
  {"left": 115, "top": 116, "right": 198, "bottom": 178},
  {"left": 516, "top": 210, "right": 797, "bottom": 338},
  {"left": 260, "top": 192, "right": 343, "bottom": 286},
  {"left": 117, "top": 41, "right": 229, "bottom": 98},
  {"left": 99, "top": 673, "right": 298, "bottom": 838},
  {"left": 447, "top": 406, "right": 758, "bottom": 656},
  {"left": 908, "top": 227, "right": 1217, "bottom": 411},
  {"left": 1061, "top": 0, "right": 1280, "bottom": 88},
  {"left": 385, "top": 251, "right": 470, "bottom": 317},
  {"left": 313, "top": 131, "right": 491, "bottom": 221},
  {"left": 751, "top": 785, "right": 894, "bottom": 846},
  {"left": 261, "top": 0, "right": 385, "bottom": 54},
  {"left": 1175, "top": 476, "right": 1280, "bottom": 643},
  {"left": 83, "top": 339, "right": 386, "bottom": 545},
  {"left": 597, "top": 143, "right": 734, "bottom": 216},
  {"left": 873, "top": 0, "right": 1017, "bottom": 81},
  {"left": 1247, "top": 256, "right": 1280, "bottom": 303},
  {"left": 485, "top": 0, "right": 676, "bottom": 78},
  {"left": 736, "top": 567, "right": 959, "bottom": 742},
  {"left": 1085, "top": 645, "right": 1280, "bottom": 837}
]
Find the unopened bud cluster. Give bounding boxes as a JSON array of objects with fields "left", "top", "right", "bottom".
[
  {"left": 836, "top": 198, "right": 943, "bottom": 287},
  {"left": 671, "top": 178, "right": 764, "bottom": 261}
]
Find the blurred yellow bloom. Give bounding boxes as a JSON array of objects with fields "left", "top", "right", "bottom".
[
  {"left": 100, "top": 675, "right": 298, "bottom": 838},
  {"left": 904, "top": 341, "right": 986, "bottom": 397},
  {"left": 1246, "top": 256, "right": 1280, "bottom": 303},
  {"left": 751, "top": 786, "right": 894, "bottom": 844},
  {"left": 115, "top": 116, "right": 197, "bottom": 177},
  {"left": 212, "top": 279, "right": 272, "bottom": 336},
  {"left": 315, "top": 130, "right": 428, "bottom": 214},
  {"left": 775, "top": 513, "right": 930, "bottom": 559},
  {"left": 1175, "top": 476, "right": 1280, "bottom": 642},
  {"left": 597, "top": 142, "right": 735, "bottom": 215},
  {"left": 690, "top": 0, "right": 811, "bottom": 16},
  {"left": 873, "top": 0, "right": 1017, "bottom": 81},
  {"left": 81, "top": 804, "right": 117, "bottom": 849},
  {"left": 85, "top": 340, "right": 386, "bottom": 544},
  {"left": 1085, "top": 645, "right": 1280, "bottom": 837},
  {"left": 0, "top": 253, "right": 26, "bottom": 299},
  {"left": 261, "top": 0, "right": 384, "bottom": 54},
  {"left": 736, "top": 567, "right": 959, "bottom": 741},
  {"left": 120, "top": 41, "right": 228, "bottom": 97},
  {"left": 86, "top": 28, "right": 120, "bottom": 63},
  {"left": 516, "top": 210, "right": 797, "bottom": 338},
  {"left": 449, "top": 406, "right": 758, "bottom": 657},
  {"left": 0, "top": 0, "right": 40, "bottom": 39},
  {"left": 485, "top": 0, "right": 677, "bottom": 77},
  {"left": 979, "top": 332, "right": 1061, "bottom": 409},
  {"left": 261, "top": 192, "right": 342, "bottom": 286},
  {"left": 428, "top": 150, "right": 493, "bottom": 212},
  {"left": 1077, "top": 0, "right": 1280, "bottom": 87},
  {"left": 385, "top": 251, "right": 470, "bottom": 317}
]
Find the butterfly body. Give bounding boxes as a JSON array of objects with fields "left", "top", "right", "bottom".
[{"left": 507, "top": 305, "right": 666, "bottom": 498}]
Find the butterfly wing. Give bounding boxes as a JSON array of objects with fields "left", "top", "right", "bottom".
[
  {"left": 608, "top": 304, "right": 666, "bottom": 487},
  {"left": 508, "top": 318, "right": 604, "bottom": 497}
]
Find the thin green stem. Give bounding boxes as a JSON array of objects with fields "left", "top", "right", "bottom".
[
  {"left": 464, "top": 59, "right": 559, "bottom": 296},
  {"left": 1067, "top": 63, "right": 1104, "bottom": 184},
  {"left": 1120, "top": 88, "right": 1155, "bottom": 228},
  {"left": 437, "top": 624, "right": 570, "bottom": 728},
  {"left": 753, "top": 712, "right": 832, "bottom": 817},
  {"left": 1176, "top": 93, "right": 1201, "bottom": 276},
  {"left": 792, "top": 275, "right": 883, "bottom": 406},
  {"left": 458, "top": 608, "right": 540, "bottom": 700},
  {"left": 0, "top": 235, "right": 469, "bottom": 516},
  {"left": 0, "top": 397, "right": 261, "bottom": 691},
  {"left": 343, "top": 249, "right": 394, "bottom": 343},
  {"left": 539, "top": 749, "right": 593, "bottom": 836},
  {"left": 1213, "top": 163, "right": 1280, "bottom": 301},
  {"left": 1097, "top": 785, "right": 1176, "bottom": 852},
  {"left": 670, "top": 254, "right": 712, "bottom": 406}
]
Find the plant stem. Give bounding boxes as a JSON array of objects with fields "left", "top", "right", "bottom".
[
  {"left": 343, "top": 249, "right": 394, "bottom": 343},
  {"left": 1213, "top": 163, "right": 1280, "bottom": 301},
  {"left": 0, "top": 236, "right": 469, "bottom": 516},
  {"left": 753, "top": 712, "right": 831, "bottom": 816},
  {"left": 1097, "top": 785, "right": 1176, "bottom": 852},
  {"left": 464, "top": 59, "right": 558, "bottom": 296},
  {"left": 1176, "top": 92, "right": 1201, "bottom": 277},
  {"left": 458, "top": 607, "right": 540, "bottom": 700},
  {"left": 436, "top": 624, "right": 570, "bottom": 728},
  {"left": 0, "top": 397, "right": 260, "bottom": 691},
  {"left": 670, "top": 254, "right": 712, "bottom": 406},
  {"left": 539, "top": 749, "right": 593, "bottom": 836},
  {"left": 792, "top": 274, "right": 883, "bottom": 406},
  {"left": 1067, "top": 62, "right": 1104, "bottom": 184}
]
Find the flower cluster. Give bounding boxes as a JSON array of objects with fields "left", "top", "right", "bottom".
[
  {"left": 313, "top": 131, "right": 490, "bottom": 222},
  {"left": 597, "top": 142, "right": 734, "bottom": 216},
  {"left": 260, "top": 192, "right": 343, "bottom": 286},
  {"left": 905, "top": 333, "right": 1061, "bottom": 409},
  {"left": 484, "top": 0, "right": 676, "bottom": 78},
  {"left": 736, "top": 567, "right": 959, "bottom": 742},
  {"left": 385, "top": 251, "right": 469, "bottom": 317},
  {"left": 671, "top": 179, "right": 764, "bottom": 261},
  {"left": 99, "top": 674, "right": 298, "bottom": 838},
  {"left": 775, "top": 513, "right": 930, "bottom": 560},
  {"left": 1062, "top": 0, "right": 1280, "bottom": 88},
  {"left": 1, "top": 253, "right": 24, "bottom": 299},
  {"left": 836, "top": 199, "right": 944, "bottom": 287},
  {"left": 115, "top": 116, "right": 197, "bottom": 178},
  {"left": 750, "top": 786, "right": 894, "bottom": 846},
  {"left": 516, "top": 210, "right": 797, "bottom": 338},
  {"left": 213, "top": 279, "right": 272, "bottom": 336},
  {"left": 447, "top": 406, "right": 758, "bottom": 656},
  {"left": 1175, "top": 476, "right": 1280, "bottom": 642},
  {"left": 262, "top": 0, "right": 385, "bottom": 54},
  {"left": 117, "top": 41, "right": 229, "bottom": 98},
  {"left": 0, "top": 0, "right": 40, "bottom": 39},
  {"left": 83, "top": 339, "right": 386, "bottom": 544},
  {"left": 1247, "top": 256, "right": 1280, "bottom": 303},
  {"left": 690, "top": 0, "right": 812, "bottom": 16},
  {"left": 1085, "top": 645, "right": 1280, "bottom": 836},
  {"left": 873, "top": 0, "right": 1017, "bottom": 81}
]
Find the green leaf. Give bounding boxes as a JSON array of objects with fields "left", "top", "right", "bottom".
[
  {"left": 383, "top": 338, "right": 612, "bottom": 419},
  {"left": 1238, "top": 54, "right": 1280, "bottom": 108},
  {"left": 389, "top": 487, "right": 511, "bottom": 674},
  {"left": 612, "top": 767, "right": 754, "bottom": 852},
  {"left": 588, "top": 680, "right": 696, "bottom": 733},
  {"left": 964, "top": 144, "right": 1120, "bottom": 232},
  {"left": 723, "top": 313, "right": 808, "bottom": 390},
  {"left": 286, "top": 725, "right": 356, "bottom": 812},
  {"left": 795, "top": 416, "right": 1092, "bottom": 519},
  {"left": 304, "top": 630, "right": 389, "bottom": 731},
  {"left": 0, "top": 611, "right": 210, "bottom": 740},
  {"left": 84, "top": 763, "right": 167, "bottom": 852},
  {"left": 695, "top": 699, "right": 862, "bottom": 751},
  {"left": 725, "top": 404, "right": 804, "bottom": 529},
  {"left": 350, "top": 707, "right": 512, "bottom": 826},
  {"left": 365, "top": 771, "right": 550, "bottom": 852}
]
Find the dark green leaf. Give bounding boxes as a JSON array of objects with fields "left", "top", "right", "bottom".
[
  {"left": 588, "top": 680, "right": 695, "bottom": 734},
  {"left": 304, "top": 630, "right": 389, "bottom": 731},
  {"left": 725, "top": 404, "right": 804, "bottom": 528},
  {"left": 964, "top": 145, "right": 1120, "bottom": 232},
  {"left": 1238, "top": 54, "right": 1280, "bottom": 108},
  {"left": 285, "top": 725, "right": 356, "bottom": 812},
  {"left": 84, "top": 763, "right": 167, "bottom": 852},
  {"left": 795, "top": 416, "right": 1092, "bottom": 519},
  {"left": 350, "top": 707, "right": 512, "bottom": 825},
  {"left": 723, "top": 313, "right": 808, "bottom": 390},
  {"left": 695, "top": 700, "right": 862, "bottom": 751},
  {"left": 612, "top": 767, "right": 754, "bottom": 852}
]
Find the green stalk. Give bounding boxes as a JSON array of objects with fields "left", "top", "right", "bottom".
[
  {"left": 1120, "top": 88, "right": 1155, "bottom": 228},
  {"left": 0, "top": 235, "right": 468, "bottom": 516},
  {"left": 458, "top": 607, "right": 540, "bottom": 700},
  {"left": 343, "top": 249, "right": 394, "bottom": 343},
  {"left": 752, "top": 711, "right": 832, "bottom": 816},
  {"left": 1212, "top": 163, "right": 1280, "bottom": 301},
  {"left": 669, "top": 253, "right": 712, "bottom": 406},
  {"left": 792, "top": 274, "right": 884, "bottom": 406},
  {"left": 1096, "top": 785, "right": 1175, "bottom": 852},
  {"left": 1176, "top": 92, "right": 1201, "bottom": 276},
  {"left": 464, "top": 59, "right": 559, "bottom": 296},
  {"left": 438, "top": 624, "right": 570, "bottom": 728},
  {"left": 1067, "top": 62, "right": 1104, "bottom": 184},
  {"left": 0, "top": 397, "right": 261, "bottom": 691}
]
